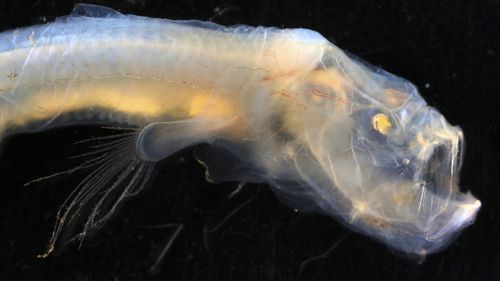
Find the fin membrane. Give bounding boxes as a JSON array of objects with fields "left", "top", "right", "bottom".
[
  {"left": 70, "top": 3, "right": 123, "bottom": 18},
  {"left": 136, "top": 120, "right": 207, "bottom": 162}
]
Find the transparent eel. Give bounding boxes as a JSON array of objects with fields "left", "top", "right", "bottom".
[{"left": 0, "top": 4, "right": 481, "bottom": 256}]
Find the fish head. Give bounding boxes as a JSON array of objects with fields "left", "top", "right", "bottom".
[
  {"left": 290, "top": 47, "right": 481, "bottom": 255},
  {"left": 344, "top": 82, "right": 480, "bottom": 255}
]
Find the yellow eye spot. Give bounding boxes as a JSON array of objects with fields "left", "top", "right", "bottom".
[{"left": 372, "top": 113, "right": 392, "bottom": 135}]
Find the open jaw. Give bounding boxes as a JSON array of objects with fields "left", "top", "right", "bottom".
[
  {"left": 417, "top": 129, "right": 480, "bottom": 244},
  {"left": 324, "top": 125, "right": 480, "bottom": 255}
]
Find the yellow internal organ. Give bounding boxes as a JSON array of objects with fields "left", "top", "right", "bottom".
[
  {"left": 307, "top": 69, "right": 345, "bottom": 94},
  {"left": 189, "top": 94, "right": 235, "bottom": 118}
]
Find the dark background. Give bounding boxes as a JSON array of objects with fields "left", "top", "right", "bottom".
[{"left": 0, "top": 1, "right": 499, "bottom": 280}]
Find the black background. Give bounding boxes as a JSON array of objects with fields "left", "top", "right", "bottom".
[{"left": 0, "top": 1, "right": 499, "bottom": 280}]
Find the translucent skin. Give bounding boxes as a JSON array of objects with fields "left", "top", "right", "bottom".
[{"left": 0, "top": 4, "right": 480, "bottom": 256}]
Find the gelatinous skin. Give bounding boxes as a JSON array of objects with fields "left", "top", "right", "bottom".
[{"left": 0, "top": 4, "right": 480, "bottom": 256}]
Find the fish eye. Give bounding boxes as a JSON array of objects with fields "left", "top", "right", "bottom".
[{"left": 372, "top": 113, "right": 393, "bottom": 135}]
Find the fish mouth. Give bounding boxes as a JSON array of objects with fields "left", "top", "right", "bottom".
[
  {"left": 421, "top": 130, "right": 481, "bottom": 241},
  {"left": 424, "top": 144, "right": 455, "bottom": 195},
  {"left": 423, "top": 129, "right": 464, "bottom": 196}
]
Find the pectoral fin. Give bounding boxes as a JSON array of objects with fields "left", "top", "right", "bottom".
[{"left": 137, "top": 119, "right": 213, "bottom": 162}]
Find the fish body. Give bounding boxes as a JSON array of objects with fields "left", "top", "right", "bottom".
[{"left": 0, "top": 4, "right": 480, "bottom": 256}]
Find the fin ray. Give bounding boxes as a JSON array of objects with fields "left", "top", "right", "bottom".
[{"left": 39, "top": 128, "right": 155, "bottom": 257}]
